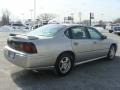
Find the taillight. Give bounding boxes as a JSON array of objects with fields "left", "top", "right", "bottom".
[
  {"left": 7, "top": 39, "right": 37, "bottom": 54},
  {"left": 19, "top": 43, "right": 37, "bottom": 54}
]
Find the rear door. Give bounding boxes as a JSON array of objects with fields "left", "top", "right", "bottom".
[{"left": 70, "top": 26, "right": 96, "bottom": 62}]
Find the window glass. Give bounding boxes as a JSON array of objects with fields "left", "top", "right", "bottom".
[
  {"left": 27, "top": 24, "right": 65, "bottom": 37},
  {"left": 88, "top": 28, "right": 102, "bottom": 39},
  {"left": 64, "top": 30, "right": 70, "bottom": 38},
  {"left": 71, "top": 27, "right": 89, "bottom": 39}
]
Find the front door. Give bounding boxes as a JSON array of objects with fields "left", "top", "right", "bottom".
[
  {"left": 87, "top": 27, "right": 109, "bottom": 58},
  {"left": 70, "top": 26, "right": 96, "bottom": 62}
]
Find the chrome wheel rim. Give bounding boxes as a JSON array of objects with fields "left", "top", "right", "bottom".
[
  {"left": 59, "top": 57, "right": 71, "bottom": 74},
  {"left": 110, "top": 47, "right": 115, "bottom": 59}
]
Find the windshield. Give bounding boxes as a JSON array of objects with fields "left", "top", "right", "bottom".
[{"left": 27, "top": 24, "right": 65, "bottom": 37}]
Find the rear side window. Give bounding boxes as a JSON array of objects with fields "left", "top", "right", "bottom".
[
  {"left": 70, "top": 26, "right": 90, "bottom": 39},
  {"left": 27, "top": 24, "right": 65, "bottom": 37}
]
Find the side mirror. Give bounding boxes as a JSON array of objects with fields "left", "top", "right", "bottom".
[{"left": 101, "top": 35, "right": 107, "bottom": 40}]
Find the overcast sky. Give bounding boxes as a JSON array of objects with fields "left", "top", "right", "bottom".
[{"left": 0, "top": 0, "right": 120, "bottom": 21}]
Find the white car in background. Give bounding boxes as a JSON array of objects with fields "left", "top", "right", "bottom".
[
  {"left": 94, "top": 27, "right": 107, "bottom": 33},
  {"left": 11, "top": 23, "right": 28, "bottom": 30},
  {"left": 113, "top": 25, "right": 120, "bottom": 35}
]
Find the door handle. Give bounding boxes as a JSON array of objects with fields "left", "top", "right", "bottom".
[{"left": 74, "top": 42, "right": 78, "bottom": 46}]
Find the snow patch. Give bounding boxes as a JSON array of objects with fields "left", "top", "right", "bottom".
[{"left": 0, "top": 25, "right": 30, "bottom": 32}]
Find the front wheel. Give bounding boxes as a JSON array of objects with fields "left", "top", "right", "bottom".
[
  {"left": 107, "top": 45, "right": 116, "bottom": 60},
  {"left": 117, "top": 33, "right": 120, "bottom": 36},
  {"left": 55, "top": 53, "right": 74, "bottom": 76},
  {"left": 109, "top": 30, "right": 113, "bottom": 33}
]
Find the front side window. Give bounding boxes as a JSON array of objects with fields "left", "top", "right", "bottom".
[
  {"left": 70, "top": 26, "right": 89, "bottom": 39},
  {"left": 88, "top": 27, "right": 102, "bottom": 39}
]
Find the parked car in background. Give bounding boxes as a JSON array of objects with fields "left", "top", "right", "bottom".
[
  {"left": 4, "top": 24, "right": 117, "bottom": 76},
  {"left": 106, "top": 24, "right": 112, "bottom": 32},
  {"left": 108, "top": 24, "right": 120, "bottom": 33},
  {"left": 94, "top": 26, "right": 107, "bottom": 33},
  {"left": 106, "top": 24, "right": 115, "bottom": 33},
  {"left": 113, "top": 25, "right": 120, "bottom": 35},
  {"left": 11, "top": 23, "right": 29, "bottom": 30},
  {"left": 94, "top": 24, "right": 106, "bottom": 29},
  {"left": 109, "top": 25, "right": 114, "bottom": 33},
  {"left": 32, "top": 24, "right": 42, "bottom": 29}
]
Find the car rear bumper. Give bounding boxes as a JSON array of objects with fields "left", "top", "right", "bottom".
[{"left": 4, "top": 46, "right": 54, "bottom": 70}]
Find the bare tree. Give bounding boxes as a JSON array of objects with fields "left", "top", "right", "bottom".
[
  {"left": 113, "top": 18, "right": 120, "bottom": 23},
  {"left": 98, "top": 20, "right": 106, "bottom": 29},
  {"left": 82, "top": 20, "right": 90, "bottom": 26},
  {"left": 1, "top": 10, "right": 10, "bottom": 26},
  {"left": 37, "top": 13, "right": 56, "bottom": 24},
  {"left": 15, "top": 21, "right": 22, "bottom": 24},
  {"left": 98, "top": 20, "right": 105, "bottom": 26}
]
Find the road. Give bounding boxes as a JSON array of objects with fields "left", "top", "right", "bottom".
[{"left": 0, "top": 32, "right": 120, "bottom": 90}]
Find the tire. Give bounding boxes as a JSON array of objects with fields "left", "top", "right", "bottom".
[
  {"left": 117, "top": 33, "right": 120, "bottom": 36},
  {"left": 107, "top": 45, "right": 116, "bottom": 60},
  {"left": 55, "top": 53, "right": 74, "bottom": 76},
  {"left": 109, "top": 30, "right": 113, "bottom": 33}
]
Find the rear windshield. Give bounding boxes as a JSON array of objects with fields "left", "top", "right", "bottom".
[{"left": 27, "top": 24, "right": 65, "bottom": 37}]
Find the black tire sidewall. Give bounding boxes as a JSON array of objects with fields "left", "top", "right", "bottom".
[{"left": 107, "top": 45, "right": 116, "bottom": 60}]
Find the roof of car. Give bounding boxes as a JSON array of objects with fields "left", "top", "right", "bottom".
[
  {"left": 49, "top": 23, "right": 86, "bottom": 27},
  {"left": 50, "top": 24, "right": 94, "bottom": 29}
]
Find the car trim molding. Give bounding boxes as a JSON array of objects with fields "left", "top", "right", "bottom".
[{"left": 75, "top": 56, "right": 107, "bottom": 66}]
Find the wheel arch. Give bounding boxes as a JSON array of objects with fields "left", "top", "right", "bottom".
[
  {"left": 111, "top": 43, "right": 117, "bottom": 52},
  {"left": 54, "top": 51, "right": 75, "bottom": 75},
  {"left": 56, "top": 51, "right": 75, "bottom": 62}
]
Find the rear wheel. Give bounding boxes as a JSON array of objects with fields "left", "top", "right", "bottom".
[
  {"left": 55, "top": 53, "right": 74, "bottom": 76},
  {"left": 109, "top": 30, "right": 113, "bottom": 33},
  {"left": 107, "top": 45, "right": 116, "bottom": 60},
  {"left": 117, "top": 33, "right": 120, "bottom": 36}
]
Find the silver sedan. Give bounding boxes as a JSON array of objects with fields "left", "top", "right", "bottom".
[{"left": 4, "top": 24, "right": 117, "bottom": 76}]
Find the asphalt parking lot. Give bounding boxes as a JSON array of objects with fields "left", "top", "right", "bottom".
[{"left": 0, "top": 32, "right": 120, "bottom": 90}]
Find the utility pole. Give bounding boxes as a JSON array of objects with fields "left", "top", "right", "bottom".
[
  {"left": 34, "top": 0, "right": 36, "bottom": 22},
  {"left": 29, "top": 9, "right": 33, "bottom": 20},
  {"left": 21, "top": 13, "right": 24, "bottom": 21},
  {"left": 90, "top": 12, "right": 94, "bottom": 26},
  {"left": 101, "top": 13, "right": 104, "bottom": 21},
  {"left": 90, "top": 13, "right": 91, "bottom": 26},
  {"left": 78, "top": 12, "right": 81, "bottom": 23},
  {"left": 71, "top": 13, "right": 74, "bottom": 23}
]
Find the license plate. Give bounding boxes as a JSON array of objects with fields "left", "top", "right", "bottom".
[{"left": 8, "top": 51, "right": 15, "bottom": 59}]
